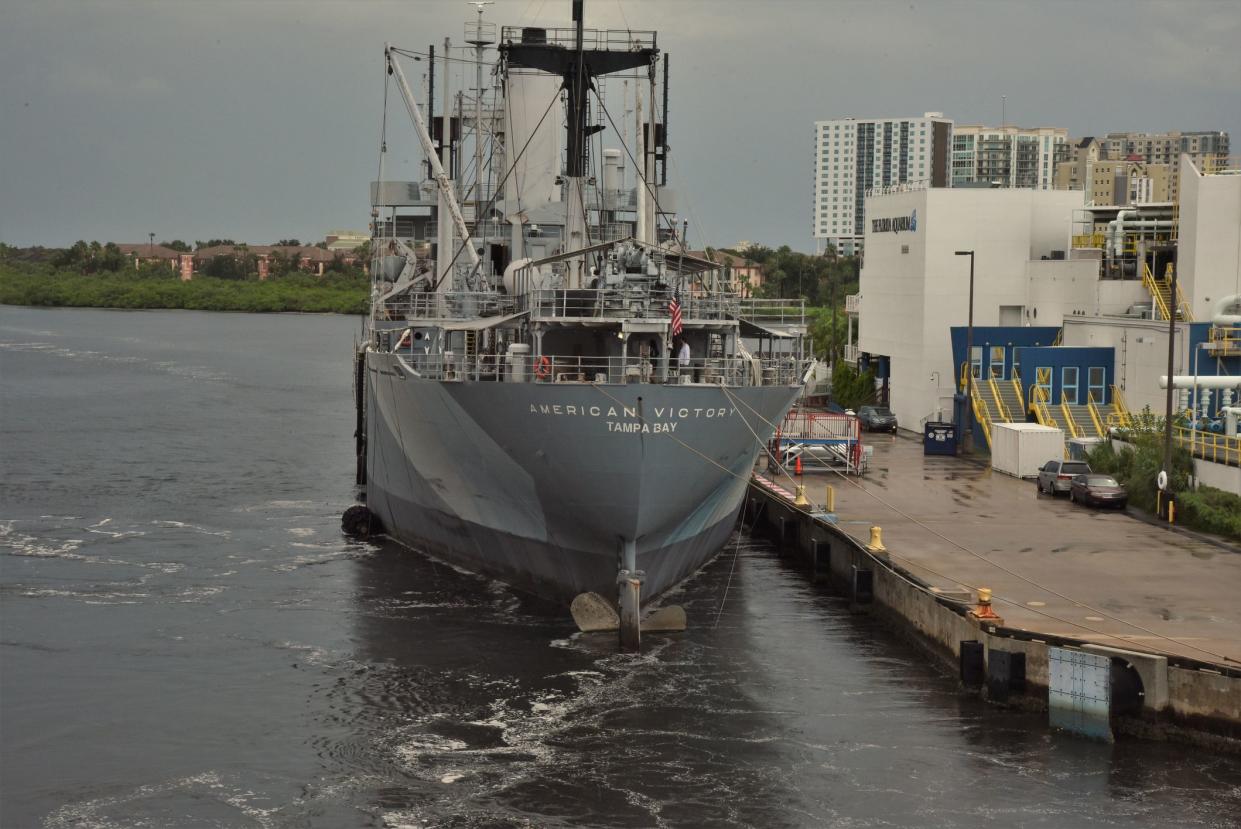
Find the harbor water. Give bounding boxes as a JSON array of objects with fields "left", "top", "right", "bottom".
[{"left": 3, "top": 306, "right": 1240, "bottom": 828}]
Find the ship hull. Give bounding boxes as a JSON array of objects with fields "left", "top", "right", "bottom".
[{"left": 363, "top": 351, "right": 799, "bottom": 604}]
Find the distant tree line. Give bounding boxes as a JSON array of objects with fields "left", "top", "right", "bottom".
[{"left": 0, "top": 243, "right": 369, "bottom": 314}]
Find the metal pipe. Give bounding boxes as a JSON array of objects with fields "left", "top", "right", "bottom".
[
  {"left": 1160, "top": 375, "right": 1241, "bottom": 390},
  {"left": 955, "top": 251, "right": 976, "bottom": 452},
  {"left": 1212, "top": 294, "right": 1241, "bottom": 326}
]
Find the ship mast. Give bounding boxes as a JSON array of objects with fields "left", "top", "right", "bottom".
[
  {"left": 466, "top": 2, "right": 495, "bottom": 247},
  {"left": 500, "top": 0, "right": 657, "bottom": 286}
]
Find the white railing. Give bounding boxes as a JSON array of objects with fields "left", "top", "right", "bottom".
[
  {"left": 379, "top": 292, "right": 518, "bottom": 320},
  {"left": 736, "top": 298, "right": 806, "bottom": 327},
  {"left": 526, "top": 288, "right": 740, "bottom": 321},
  {"left": 385, "top": 351, "right": 804, "bottom": 387}
]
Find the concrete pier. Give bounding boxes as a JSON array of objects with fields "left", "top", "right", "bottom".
[{"left": 748, "top": 435, "right": 1241, "bottom": 747}]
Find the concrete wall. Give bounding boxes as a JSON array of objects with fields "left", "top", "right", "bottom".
[
  {"left": 1062, "top": 317, "right": 1191, "bottom": 415},
  {"left": 1178, "top": 156, "right": 1241, "bottom": 318},
  {"left": 749, "top": 481, "right": 1241, "bottom": 744},
  {"left": 1026, "top": 261, "right": 1148, "bottom": 324},
  {"left": 1193, "top": 457, "right": 1241, "bottom": 495}
]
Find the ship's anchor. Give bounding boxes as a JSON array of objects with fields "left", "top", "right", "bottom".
[{"left": 570, "top": 539, "right": 686, "bottom": 652}]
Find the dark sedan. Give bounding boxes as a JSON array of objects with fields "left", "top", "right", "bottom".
[
  {"left": 1069, "top": 474, "right": 1128, "bottom": 508},
  {"left": 858, "top": 405, "right": 898, "bottom": 433}
]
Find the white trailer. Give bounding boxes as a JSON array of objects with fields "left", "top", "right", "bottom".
[{"left": 991, "top": 422, "right": 1065, "bottom": 479}]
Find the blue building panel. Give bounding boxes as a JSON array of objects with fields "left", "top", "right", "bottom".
[
  {"left": 949, "top": 326, "right": 1060, "bottom": 385},
  {"left": 1184, "top": 321, "right": 1241, "bottom": 422},
  {"left": 1017, "top": 347, "right": 1114, "bottom": 406}
]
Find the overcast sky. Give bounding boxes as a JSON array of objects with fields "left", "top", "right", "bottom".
[{"left": 2, "top": 0, "right": 1238, "bottom": 252}]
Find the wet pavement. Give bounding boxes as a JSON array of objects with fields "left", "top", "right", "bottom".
[{"left": 784, "top": 434, "right": 1241, "bottom": 667}]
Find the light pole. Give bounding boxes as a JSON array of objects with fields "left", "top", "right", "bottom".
[
  {"left": 1160, "top": 263, "right": 1179, "bottom": 518},
  {"left": 955, "top": 250, "right": 976, "bottom": 452}
]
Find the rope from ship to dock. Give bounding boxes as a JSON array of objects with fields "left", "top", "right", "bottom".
[
  {"left": 583, "top": 381, "right": 971, "bottom": 626},
  {"left": 717, "top": 385, "right": 1239, "bottom": 666}
]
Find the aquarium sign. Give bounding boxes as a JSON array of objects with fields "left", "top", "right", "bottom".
[{"left": 871, "top": 210, "right": 917, "bottom": 235}]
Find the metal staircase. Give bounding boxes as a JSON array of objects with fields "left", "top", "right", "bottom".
[
  {"left": 1142, "top": 261, "right": 1193, "bottom": 321},
  {"left": 960, "top": 364, "right": 1000, "bottom": 450},
  {"left": 996, "top": 379, "right": 1024, "bottom": 426},
  {"left": 1062, "top": 404, "right": 1097, "bottom": 439},
  {"left": 1029, "top": 385, "right": 1067, "bottom": 434}
]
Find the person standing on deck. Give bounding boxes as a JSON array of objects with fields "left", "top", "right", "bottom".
[{"left": 677, "top": 338, "right": 691, "bottom": 379}]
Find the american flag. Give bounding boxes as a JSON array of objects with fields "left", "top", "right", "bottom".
[{"left": 669, "top": 291, "right": 683, "bottom": 336}]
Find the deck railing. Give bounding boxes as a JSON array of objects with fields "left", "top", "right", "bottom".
[
  {"left": 379, "top": 291, "right": 518, "bottom": 320},
  {"left": 388, "top": 351, "right": 803, "bottom": 387},
  {"left": 737, "top": 298, "right": 806, "bottom": 327},
  {"left": 525, "top": 288, "right": 739, "bottom": 321}
]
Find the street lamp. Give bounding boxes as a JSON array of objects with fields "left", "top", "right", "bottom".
[{"left": 955, "top": 250, "right": 976, "bottom": 452}]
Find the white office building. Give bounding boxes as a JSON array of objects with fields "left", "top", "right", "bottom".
[
  {"left": 812, "top": 113, "right": 953, "bottom": 257},
  {"left": 855, "top": 187, "right": 1140, "bottom": 429}
]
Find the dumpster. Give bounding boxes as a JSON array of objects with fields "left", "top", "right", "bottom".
[{"left": 923, "top": 421, "right": 957, "bottom": 456}]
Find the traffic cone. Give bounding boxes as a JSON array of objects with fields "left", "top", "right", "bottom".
[{"left": 795, "top": 456, "right": 803, "bottom": 476}]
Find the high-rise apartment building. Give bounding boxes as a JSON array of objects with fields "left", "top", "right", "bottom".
[
  {"left": 950, "top": 126, "right": 1069, "bottom": 190},
  {"left": 1098, "top": 130, "right": 1230, "bottom": 202},
  {"left": 812, "top": 113, "right": 952, "bottom": 256}
]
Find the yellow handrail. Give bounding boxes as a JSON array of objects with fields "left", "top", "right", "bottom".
[
  {"left": 968, "top": 380, "right": 993, "bottom": 450},
  {"left": 1110, "top": 384, "right": 1133, "bottom": 429},
  {"left": 1143, "top": 261, "right": 1172, "bottom": 320},
  {"left": 1072, "top": 232, "right": 1106, "bottom": 249},
  {"left": 1028, "top": 384, "right": 1055, "bottom": 429},
  {"left": 1173, "top": 426, "right": 1241, "bottom": 467},
  {"left": 1010, "top": 377, "right": 1024, "bottom": 412},
  {"left": 1086, "top": 392, "right": 1106, "bottom": 437},
  {"left": 1165, "top": 263, "right": 1193, "bottom": 321},
  {"left": 1208, "top": 325, "right": 1241, "bottom": 354},
  {"left": 1060, "top": 400, "right": 1081, "bottom": 439},
  {"left": 988, "top": 377, "right": 1012, "bottom": 422}
]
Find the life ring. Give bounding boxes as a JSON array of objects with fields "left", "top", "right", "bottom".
[{"left": 534, "top": 355, "right": 552, "bottom": 380}]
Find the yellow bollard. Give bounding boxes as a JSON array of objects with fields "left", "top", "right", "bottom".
[
  {"left": 970, "top": 586, "right": 1003, "bottom": 623},
  {"left": 1168, "top": 500, "right": 1176, "bottom": 524},
  {"left": 866, "top": 525, "right": 886, "bottom": 554},
  {"left": 825, "top": 485, "right": 836, "bottom": 513},
  {"left": 793, "top": 485, "right": 810, "bottom": 507}
]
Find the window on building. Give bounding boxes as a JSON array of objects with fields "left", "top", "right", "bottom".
[
  {"left": 1087, "top": 367, "right": 1106, "bottom": 403},
  {"left": 970, "top": 346, "right": 983, "bottom": 380},
  {"left": 1035, "top": 367, "right": 1052, "bottom": 401},
  {"left": 1062, "top": 366, "right": 1079, "bottom": 404},
  {"left": 990, "top": 346, "right": 1006, "bottom": 380}
]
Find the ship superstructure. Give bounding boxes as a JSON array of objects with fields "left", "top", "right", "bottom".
[{"left": 356, "top": 1, "right": 809, "bottom": 648}]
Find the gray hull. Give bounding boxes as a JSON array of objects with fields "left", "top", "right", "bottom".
[{"left": 364, "top": 351, "right": 799, "bottom": 604}]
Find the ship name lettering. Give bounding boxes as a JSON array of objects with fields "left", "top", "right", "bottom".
[
  {"left": 527, "top": 404, "right": 736, "bottom": 422},
  {"left": 607, "top": 421, "right": 677, "bottom": 434}
]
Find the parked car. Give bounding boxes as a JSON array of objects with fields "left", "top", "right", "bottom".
[
  {"left": 858, "top": 405, "right": 898, "bottom": 433},
  {"left": 1069, "top": 474, "right": 1128, "bottom": 508},
  {"left": 1036, "top": 459, "right": 1091, "bottom": 495}
]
